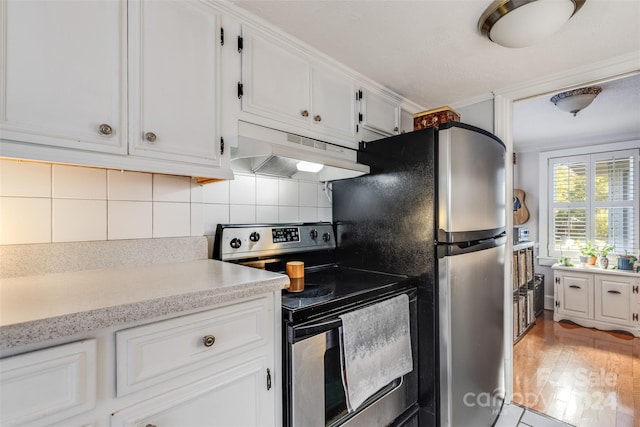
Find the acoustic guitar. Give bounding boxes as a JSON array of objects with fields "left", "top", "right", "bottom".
[{"left": 513, "top": 189, "right": 529, "bottom": 225}]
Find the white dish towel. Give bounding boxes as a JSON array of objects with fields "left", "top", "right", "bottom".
[{"left": 339, "top": 293, "right": 413, "bottom": 412}]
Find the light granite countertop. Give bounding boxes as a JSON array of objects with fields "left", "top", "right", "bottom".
[
  {"left": 0, "top": 260, "right": 289, "bottom": 350},
  {"left": 551, "top": 263, "right": 640, "bottom": 277}
]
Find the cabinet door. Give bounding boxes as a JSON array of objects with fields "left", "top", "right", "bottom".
[
  {"left": 595, "top": 276, "right": 632, "bottom": 325},
  {"left": 1, "top": 0, "right": 126, "bottom": 153},
  {"left": 556, "top": 272, "right": 593, "bottom": 319},
  {"left": 400, "top": 109, "right": 414, "bottom": 134},
  {"left": 310, "top": 65, "right": 357, "bottom": 140},
  {"left": 111, "top": 357, "right": 275, "bottom": 427},
  {"left": 241, "top": 26, "right": 310, "bottom": 126},
  {"left": 359, "top": 89, "right": 400, "bottom": 136},
  {"left": 128, "top": 0, "right": 220, "bottom": 166}
]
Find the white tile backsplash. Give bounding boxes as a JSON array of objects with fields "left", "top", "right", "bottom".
[
  {"left": 202, "top": 180, "right": 230, "bottom": 204},
  {"left": 153, "top": 175, "right": 191, "bottom": 203},
  {"left": 153, "top": 202, "right": 191, "bottom": 238},
  {"left": 230, "top": 204, "right": 256, "bottom": 223},
  {"left": 0, "top": 162, "right": 332, "bottom": 245},
  {"left": 256, "top": 176, "right": 279, "bottom": 205},
  {"left": 53, "top": 199, "right": 107, "bottom": 242},
  {"left": 256, "top": 205, "right": 279, "bottom": 223},
  {"left": 279, "top": 206, "right": 298, "bottom": 222},
  {"left": 230, "top": 174, "right": 256, "bottom": 205},
  {"left": 279, "top": 179, "right": 299, "bottom": 206},
  {"left": 191, "top": 203, "right": 204, "bottom": 236},
  {"left": 53, "top": 165, "right": 106, "bottom": 200},
  {"left": 0, "top": 197, "right": 51, "bottom": 244},
  {"left": 108, "top": 170, "right": 152, "bottom": 201},
  {"left": 108, "top": 201, "right": 152, "bottom": 240},
  {"left": 203, "top": 204, "right": 229, "bottom": 235},
  {"left": 317, "top": 183, "right": 332, "bottom": 208},
  {"left": 299, "top": 181, "right": 318, "bottom": 207},
  {"left": 0, "top": 160, "right": 51, "bottom": 197}
]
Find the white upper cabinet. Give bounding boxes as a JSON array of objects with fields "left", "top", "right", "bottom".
[
  {"left": 241, "top": 27, "right": 310, "bottom": 126},
  {"left": 400, "top": 108, "right": 415, "bottom": 134},
  {"left": 1, "top": 0, "right": 127, "bottom": 153},
  {"left": 311, "top": 64, "right": 358, "bottom": 140},
  {"left": 240, "top": 26, "right": 357, "bottom": 144},
  {"left": 358, "top": 88, "right": 401, "bottom": 136},
  {"left": 128, "top": 0, "right": 221, "bottom": 166}
]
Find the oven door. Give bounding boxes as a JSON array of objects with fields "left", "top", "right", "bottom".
[{"left": 286, "top": 288, "right": 418, "bottom": 427}]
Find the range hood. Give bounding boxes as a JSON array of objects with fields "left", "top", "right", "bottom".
[{"left": 230, "top": 122, "right": 370, "bottom": 181}]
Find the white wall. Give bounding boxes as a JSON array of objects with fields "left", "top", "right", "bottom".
[
  {"left": 456, "top": 99, "right": 495, "bottom": 133},
  {"left": 0, "top": 159, "right": 331, "bottom": 245}
]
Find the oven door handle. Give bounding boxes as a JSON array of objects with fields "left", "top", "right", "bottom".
[{"left": 290, "top": 317, "right": 343, "bottom": 343}]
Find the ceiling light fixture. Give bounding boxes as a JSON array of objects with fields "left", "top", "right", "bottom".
[
  {"left": 550, "top": 86, "right": 602, "bottom": 116},
  {"left": 478, "top": 0, "right": 586, "bottom": 48}
]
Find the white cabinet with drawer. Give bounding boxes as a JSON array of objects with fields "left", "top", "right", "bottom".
[
  {"left": 115, "top": 294, "right": 272, "bottom": 396},
  {"left": 553, "top": 265, "right": 640, "bottom": 337},
  {"left": 0, "top": 340, "right": 97, "bottom": 427}
]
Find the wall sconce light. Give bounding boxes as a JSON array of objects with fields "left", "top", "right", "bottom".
[{"left": 478, "top": 0, "right": 586, "bottom": 48}]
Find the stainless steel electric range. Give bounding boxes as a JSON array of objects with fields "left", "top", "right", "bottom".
[{"left": 213, "top": 222, "right": 419, "bottom": 427}]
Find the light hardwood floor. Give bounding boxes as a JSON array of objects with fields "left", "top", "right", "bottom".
[{"left": 513, "top": 310, "right": 640, "bottom": 427}]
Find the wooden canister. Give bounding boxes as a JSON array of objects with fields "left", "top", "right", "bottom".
[{"left": 286, "top": 261, "right": 305, "bottom": 292}]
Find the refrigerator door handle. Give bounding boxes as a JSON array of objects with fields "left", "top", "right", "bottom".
[{"left": 437, "top": 235, "right": 507, "bottom": 258}]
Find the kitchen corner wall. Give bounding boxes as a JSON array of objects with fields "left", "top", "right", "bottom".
[{"left": 0, "top": 159, "right": 332, "bottom": 246}]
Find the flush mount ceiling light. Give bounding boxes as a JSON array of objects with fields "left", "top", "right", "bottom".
[
  {"left": 478, "top": 0, "right": 586, "bottom": 48},
  {"left": 550, "top": 86, "right": 602, "bottom": 116}
]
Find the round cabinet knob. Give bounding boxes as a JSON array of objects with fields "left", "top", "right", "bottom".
[
  {"left": 249, "top": 232, "right": 260, "bottom": 242},
  {"left": 230, "top": 238, "right": 242, "bottom": 249},
  {"left": 203, "top": 335, "right": 216, "bottom": 347},
  {"left": 98, "top": 123, "right": 113, "bottom": 136},
  {"left": 322, "top": 232, "right": 331, "bottom": 242},
  {"left": 145, "top": 132, "right": 157, "bottom": 143},
  {"left": 314, "top": 115, "right": 322, "bottom": 122},
  {"left": 394, "top": 126, "right": 399, "bottom": 132},
  {"left": 309, "top": 229, "right": 318, "bottom": 240},
  {"left": 301, "top": 110, "right": 309, "bottom": 117}
]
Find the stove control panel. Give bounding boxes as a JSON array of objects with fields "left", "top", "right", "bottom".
[{"left": 216, "top": 223, "right": 335, "bottom": 261}]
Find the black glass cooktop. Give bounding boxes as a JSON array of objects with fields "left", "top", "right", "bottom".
[{"left": 281, "top": 265, "right": 413, "bottom": 323}]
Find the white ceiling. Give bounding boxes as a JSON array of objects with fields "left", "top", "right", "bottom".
[{"left": 230, "top": 0, "right": 640, "bottom": 151}]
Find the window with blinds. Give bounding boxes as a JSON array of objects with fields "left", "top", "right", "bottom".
[{"left": 549, "top": 150, "right": 638, "bottom": 257}]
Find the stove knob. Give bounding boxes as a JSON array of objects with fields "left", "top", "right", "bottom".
[
  {"left": 322, "top": 232, "right": 331, "bottom": 242},
  {"left": 249, "top": 232, "right": 260, "bottom": 242},
  {"left": 309, "top": 229, "right": 318, "bottom": 240},
  {"left": 230, "top": 238, "right": 242, "bottom": 249}
]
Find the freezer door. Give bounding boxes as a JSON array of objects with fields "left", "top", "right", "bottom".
[
  {"left": 438, "top": 126, "right": 505, "bottom": 242},
  {"left": 438, "top": 243, "right": 505, "bottom": 427}
]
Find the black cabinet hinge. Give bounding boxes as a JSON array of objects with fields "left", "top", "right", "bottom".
[
  {"left": 238, "top": 36, "right": 244, "bottom": 53},
  {"left": 633, "top": 285, "right": 638, "bottom": 294},
  {"left": 356, "top": 124, "right": 359, "bottom": 133},
  {"left": 358, "top": 89, "right": 363, "bottom": 100},
  {"left": 555, "top": 277, "right": 560, "bottom": 284},
  {"left": 266, "top": 368, "right": 272, "bottom": 390},
  {"left": 220, "top": 137, "right": 224, "bottom": 155},
  {"left": 220, "top": 28, "right": 224, "bottom": 46},
  {"left": 237, "top": 82, "right": 244, "bottom": 99},
  {"left": 555, "top": 300, "right": 559, "bottom": 307},
  {"left": 633, "top": 313, "right": 638, "bottom": 322},
  {"left": 358, "top": 113, "right": 363, "bottom": 123}
]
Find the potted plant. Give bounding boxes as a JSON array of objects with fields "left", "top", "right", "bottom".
[
  {"left": 596, "top": 244, "right": 614, "bottom": 269},
  {"left": 617, "top": 252, "right": 638, "bottom": 271},
  {"left": 578, "top": 241, "right": 597, "bottom": 265}
]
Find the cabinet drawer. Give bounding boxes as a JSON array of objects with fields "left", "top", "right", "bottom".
[
  {"left": 116, "top": 295, "right": 271, "bottom": 396},
  {"left": 0, "top": 340, "right": 97, "bottom": 427}
]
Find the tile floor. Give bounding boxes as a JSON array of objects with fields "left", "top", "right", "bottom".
[{"left": 496, "top": 403, "right": 575, "bottom": 427}]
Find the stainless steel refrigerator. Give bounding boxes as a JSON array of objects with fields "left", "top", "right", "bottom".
[{"left": 332, "top": 122, "right": 506, "bottom": 427}]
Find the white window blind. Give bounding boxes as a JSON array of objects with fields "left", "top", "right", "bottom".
[{"left": 548, "top": 150, "right": 638, "bottom": 258}]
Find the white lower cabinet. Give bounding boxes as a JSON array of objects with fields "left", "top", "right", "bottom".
[
  {"left": 0, "top": 340, "right": 97, "bottom": 427},
  {"left": 0, "top": 292, "right": 280, "bottom": 427},
  {"left": 553, "top": 265, "right": 640, "bottom": 336},
  {"left": 111, "top": 357, "right": 272, "bottom": 427}
]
